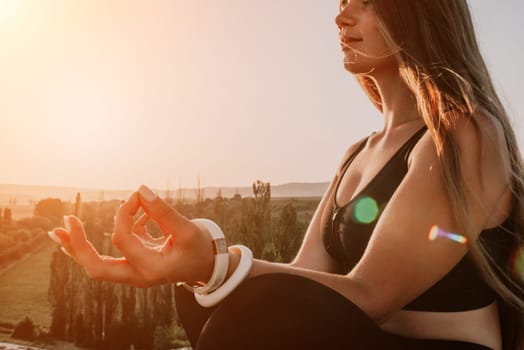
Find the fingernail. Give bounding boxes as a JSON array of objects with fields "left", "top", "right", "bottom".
[
  {"left": 61, "top": 247, "right": 72, "bottom": 258},
  {"left": 139, "top": 185, "right": 157, "bottom": 202},
  {"left": 63, "top": 216, "right": 71, "bottom": 231},
  {"left": 48, "top": 231, "right": 62, "bottom": 245}
]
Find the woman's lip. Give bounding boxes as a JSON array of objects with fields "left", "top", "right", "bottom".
[
  {"left": 340, "top": 39, "right": 361, "bottom": 50},
  {"left": 340, "top": 38, "right": 363, "bottom": 48}
]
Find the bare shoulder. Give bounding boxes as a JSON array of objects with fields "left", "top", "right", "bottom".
[
  {"left": 409, "top": 110, "right": 512, "bottom": 228},
  {"left": 452, "top": 109, "right": 510, "bottom": 167}
]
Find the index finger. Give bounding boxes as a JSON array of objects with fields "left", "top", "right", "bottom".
[
  {"left": 114, "top": 192, "right": 140, "bottom": 235},
  {"left": 137, "top": 185, "right": 192, "bottom": 234},
  {"left": 112, "top": 192, "right": 153, "bottom": 264}
]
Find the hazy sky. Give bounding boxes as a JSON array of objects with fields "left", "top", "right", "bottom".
[{"left": 0, "top": 1, "right": 522, "bottom": 190}]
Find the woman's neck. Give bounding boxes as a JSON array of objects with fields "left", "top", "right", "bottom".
[{"left": 367, "top": 70, "right": 422, "bottom": 132}]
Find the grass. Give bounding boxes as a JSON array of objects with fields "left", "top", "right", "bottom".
[{"left": 0, "top": 242, "right": 57, "bottom": 328}]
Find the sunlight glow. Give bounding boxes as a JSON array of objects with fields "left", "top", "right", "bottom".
[
  {"left": 0, "top": 0, "right": 20, "bottom": 26},
  {"left": 0, "top": 1, "right": 521, "bottom": 190}
]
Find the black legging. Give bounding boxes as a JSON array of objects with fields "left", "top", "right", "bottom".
[{"left": 175, "top": 273, "right": 493, "bottom": 350}]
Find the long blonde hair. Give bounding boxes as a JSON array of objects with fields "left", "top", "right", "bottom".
[{"left": 358, "top": 1, "right": 524, "bottom": 348}]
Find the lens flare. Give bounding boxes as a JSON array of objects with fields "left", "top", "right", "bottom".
[
  {"left": 428, "top": 226, "right": 440, "bottom": 240},
  {"left": 427, "top": 225, "right": 468, "bottom": 244},
  {"left": 511, "top": 245, "right": 524, "bottom": 283},
  {"left": 353, "top": 196, "right": 379, "bottom": 224}
]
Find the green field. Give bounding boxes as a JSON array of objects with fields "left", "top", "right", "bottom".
[{"left": 0, "top": 242, "right": 57, "bottom": 328}]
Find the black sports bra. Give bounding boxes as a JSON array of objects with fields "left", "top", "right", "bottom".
[{"left": 321, "top": 127, "right": 514, "bottom": 312}]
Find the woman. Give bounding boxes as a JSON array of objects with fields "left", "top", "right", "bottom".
[{"left": 49, "top": 0, "right": 523, "bottom": 349}]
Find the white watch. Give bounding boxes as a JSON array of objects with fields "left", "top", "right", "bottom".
[{"left": 179, "top": 219, "right": 229, "bottom": 295}]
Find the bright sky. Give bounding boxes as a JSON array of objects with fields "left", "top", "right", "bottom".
[{"left": 0, "top": 0, "right": 522, "bottom": 190}]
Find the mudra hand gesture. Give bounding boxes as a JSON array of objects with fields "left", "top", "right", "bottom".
[{"left": 49, "top": 185, "right": 218, "bottom": 288}]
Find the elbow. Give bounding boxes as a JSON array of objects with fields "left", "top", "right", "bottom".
[
  {"left": 349, "top": 295, "right": 392, "bottom": 325},
  {"left": 289, "top": 257, "right": 309, "bottom": 270},
  {"left": 343, "top": 277, "right": 395, "bottom": 324},
  {"left": 290, "top": 256, "right": 339, "bottom": 273},
  {"left": 288, "top": 258, "right": 300, "bottom": 269},
  {"left": 374, "top": 310, "right": 396, "bottom": 326}
]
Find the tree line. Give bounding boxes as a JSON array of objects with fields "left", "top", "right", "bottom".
[{"left": 0, "top": 206, "right": 52, "bottom": 268}]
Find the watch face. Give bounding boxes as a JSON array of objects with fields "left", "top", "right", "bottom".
[{"left": 213, "top": 238, "right": 228, "bottom": 255}]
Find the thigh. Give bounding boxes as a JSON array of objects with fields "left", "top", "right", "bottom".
[
  {"left": 177, "top": 274, "right": 493, "bottom": 350},
  {"left": 175, "top": 283, "right": 217, "bottom": 348},
  {"left": 196, "top": 273, "right": 394, "bottom": 349}
]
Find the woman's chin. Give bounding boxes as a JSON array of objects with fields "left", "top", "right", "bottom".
[{"left": 343, "top": 61, "right": 370, "bottom": 75}]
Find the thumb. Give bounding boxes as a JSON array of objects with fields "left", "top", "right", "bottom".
[{"left": 137, "top": 185, "right": 191, "bottom": 235}]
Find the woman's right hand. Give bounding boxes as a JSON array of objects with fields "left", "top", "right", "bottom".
[{"left": 50, "top": 185, "right": 216, "bottom": 288}]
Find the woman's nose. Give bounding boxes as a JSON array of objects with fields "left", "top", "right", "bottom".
[{"left": 335, "top": 9, "right": 357, "bottom": 30}]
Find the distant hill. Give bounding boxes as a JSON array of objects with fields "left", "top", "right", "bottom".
[{"left": 0, "top": 182, "right": 328, "bottom": 205}]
